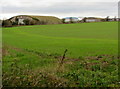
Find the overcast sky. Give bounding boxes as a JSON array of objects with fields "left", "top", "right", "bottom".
[{"left": 0, "top": 0, "right": 119, "bottom": 19}]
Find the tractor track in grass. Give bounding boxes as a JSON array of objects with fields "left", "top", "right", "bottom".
[
  {"left": 2, "top": 45, "right": 117, "bottom": 65},
  {"left": 2, "top": 45, "right": 119, "bottom": 87}
]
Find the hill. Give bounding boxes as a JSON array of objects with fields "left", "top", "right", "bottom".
[{"left": 8, "top": 15, "right": 62, "bottom": 25}]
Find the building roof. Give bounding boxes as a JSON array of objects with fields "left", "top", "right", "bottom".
[
  {"left": 85, "top": 17, "right": 104, "bottom": 19},
  {"left": 63, "top": 17, "right": 79, "bottom": 19}
]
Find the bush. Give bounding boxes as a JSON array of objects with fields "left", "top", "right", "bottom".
[
  {"left": 2, "top": 20, "right": 12, "bottom": 27},
  {"left": 23, "top": 19, "right": 30, "bottom": 25},
  {"left": 12, "top": 22, "right": 18, "bottom": 25},
  {"left": 29, "top": 20, "right": 38, "bottom": 25},
  {"left": 62, "top": 18, "right": 65, "bottom": 23}
]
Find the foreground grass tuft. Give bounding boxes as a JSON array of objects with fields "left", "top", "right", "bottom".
[{"left": 2, "top": 46, "right": 119, "bottom": 87}]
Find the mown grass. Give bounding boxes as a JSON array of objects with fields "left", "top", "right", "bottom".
[{"left": 2, "top": 22, "right": 119, "bottom": 87}]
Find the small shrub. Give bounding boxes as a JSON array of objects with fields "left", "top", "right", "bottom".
[
  {"left": 23, "top": 19, "right": 30, "bottom": 25},
  {"left": 2, "top": 20, "right": 12, "bottom": 27}
]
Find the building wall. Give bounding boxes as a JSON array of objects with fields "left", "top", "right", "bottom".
[
  {"left": 116, "top": 18, "right": 120, "bottom": 21},
  {"left": 72, "top": 19, "right": 79, "bottom": 22},
  {"left": 86, "top": 19, "right": 96, "bottom": 22},
  {"left": 86, "top": 19, "right": 101, "bottom": 22},
  {"left": 64, "top": 18, "right": 79, "bottom": 23},
  {"left": 64, "top": 19, "right": 70, "bottom": 22}
]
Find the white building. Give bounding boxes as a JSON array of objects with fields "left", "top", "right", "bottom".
[
  {"left": 63, "top": 17, "right": 79, "bottom": 23},
  {"left": 84, "top": 17, "right": 103, "bottom": 22}
]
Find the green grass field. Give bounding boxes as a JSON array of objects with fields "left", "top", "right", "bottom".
[{"left": 2, "top": 22, "right": 119, "bottom": 87}]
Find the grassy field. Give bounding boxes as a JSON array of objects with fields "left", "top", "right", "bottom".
[{"left": 2, "top": 22, "right": 119, "bottom": 87}]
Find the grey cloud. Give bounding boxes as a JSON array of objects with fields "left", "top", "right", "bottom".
[{"left": 2, "top": 2, "right": 118, "bottom": 17}]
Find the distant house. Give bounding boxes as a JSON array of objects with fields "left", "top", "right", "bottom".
[
  {"left": 107, "top": 18, "right": 115, "bottom": 21},
  {"left": 63, "top": 17, "right": 79, "bottom": 23},
  {"left": 83, "top": 17, "right": 105, "bottom": 22},
  {"left": 108, "top": 18, "right": 120, "bottom": 21},
  {"left": 9, "top": 15, "right": 62, "bottom": 25},
  {"left": 116, "top": 18, "right": 120, "bottom": 21}
]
